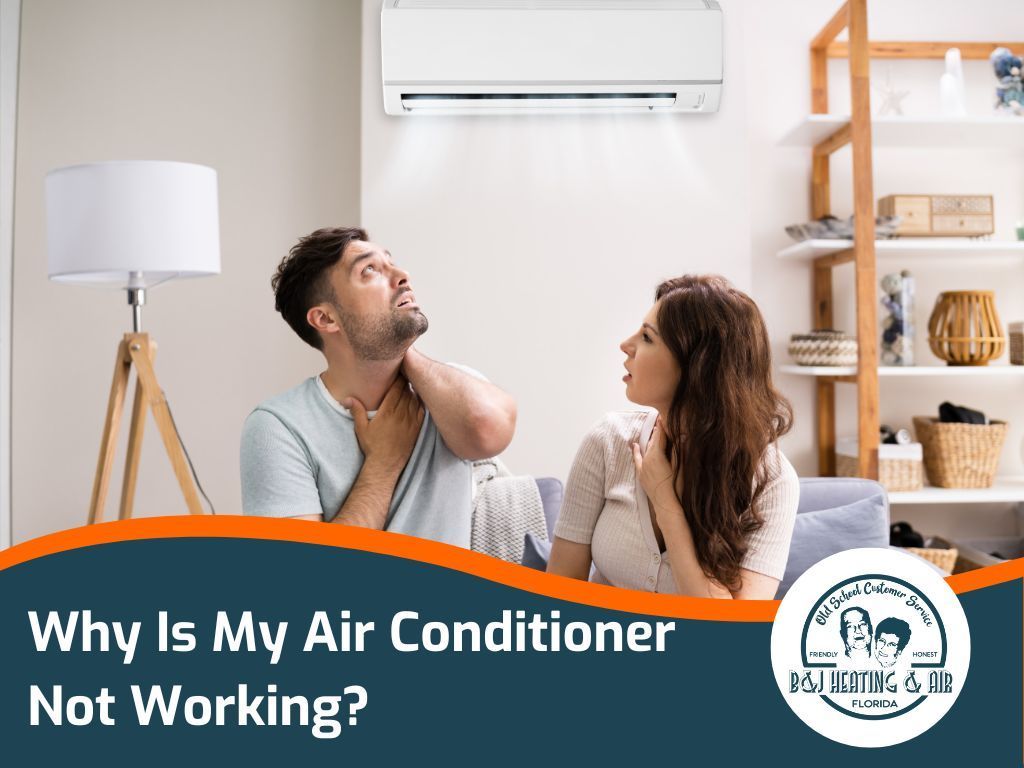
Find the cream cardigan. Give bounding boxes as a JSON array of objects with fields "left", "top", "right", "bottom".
[{"left": 553, "top": 411, "right": 799, "bottom": 593}]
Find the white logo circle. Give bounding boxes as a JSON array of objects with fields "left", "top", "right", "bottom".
[{"left": 770, "top": 548, "right": 970, "bottom": 748}]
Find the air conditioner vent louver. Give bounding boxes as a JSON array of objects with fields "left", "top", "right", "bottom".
[{"left": 399, "top": 92, "right": 701, "bottom": 114}]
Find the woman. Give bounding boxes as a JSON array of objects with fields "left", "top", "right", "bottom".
[{"left": 547, "top": 275, "right": 798, "bottom": 599}]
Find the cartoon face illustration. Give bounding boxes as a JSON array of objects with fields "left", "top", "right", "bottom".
[
  {"left": 840, "top": 607, "right": 873, "bottom": 655},
  {"left": 874, "top": 618, "right": 912, "bottom": 668}
]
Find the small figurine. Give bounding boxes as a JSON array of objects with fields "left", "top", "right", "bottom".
[
  {"left": 990, "top": 47, "right": 1023, "bottom": 115},
  {"left": 940, "top": 48, "right": 967, "bottom": 117},
  {"left": 874, "top": 68, "right": 910, "bottom": 116}
]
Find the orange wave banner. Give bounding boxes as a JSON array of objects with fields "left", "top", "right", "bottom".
[{"left": 0, "top": 515, "right": 1020, "bottom": 623}]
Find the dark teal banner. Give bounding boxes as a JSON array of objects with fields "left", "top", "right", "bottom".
[{"left": 0, "top": 538, "right": 1019, "bottom": 765}]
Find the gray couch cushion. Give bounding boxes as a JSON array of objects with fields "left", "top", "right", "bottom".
[
  {"left": 521, "top": 532, "right": 552, "bottom": 571},
  {"left": 534, "top": 477, "right": 563, "bottom": 539},
  {"left": 520, "top": 478, "right": 561, "bottom": 571},
  {"left": 776, "top": 478, "right": 889, "bottom": 599},
  {"left": 522, "top": 477, "right": 897, "bottom": 599}
]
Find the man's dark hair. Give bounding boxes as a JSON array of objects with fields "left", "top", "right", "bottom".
[
  {"left": 875, "top": 617, "right": 912, "bottom": 653},
  {"left": 272, "top": 227, "right": 369, "bottom": 350}
]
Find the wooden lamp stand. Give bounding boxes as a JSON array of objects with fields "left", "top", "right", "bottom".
[
  {"left": 88, "top": 290, "right": 204, "bottom": 523},
  {"left": 44, "top": 161, "right": 221, "bottom": 523}
]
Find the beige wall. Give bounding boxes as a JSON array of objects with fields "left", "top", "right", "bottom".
[{"left": 12, "top": 0, "right": 362, "bottom": 542}]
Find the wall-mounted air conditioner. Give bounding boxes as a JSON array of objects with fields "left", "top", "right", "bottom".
[{"left": 381, "top": 0, "right": 723, "bottom": 116}]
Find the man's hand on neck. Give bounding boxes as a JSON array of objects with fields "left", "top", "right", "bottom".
[{"left": 398, "top": 346, "right": 517, "bottom": 461}]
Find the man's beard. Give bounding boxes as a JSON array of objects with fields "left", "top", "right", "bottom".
[{"left": 338, "top": 304, "right": 428, "bottom": 361}]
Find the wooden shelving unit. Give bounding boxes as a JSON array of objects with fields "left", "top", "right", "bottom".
[{"left": 786, "top": 0, "right": 1024, "bottom": 506}]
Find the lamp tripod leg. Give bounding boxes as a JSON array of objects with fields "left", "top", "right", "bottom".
[
  {"left": 127, "top": 335, "right": 204, "bottom": 515},
  {"left": 118, "top": 343, "right": 155, "bottom": 520},
  {"left": 88, "top": 339, "right": 132, "bottom": 525}
]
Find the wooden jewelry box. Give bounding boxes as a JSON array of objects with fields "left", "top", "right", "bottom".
[{"left": 878, "top": 194, "right": 994, "bottom": 237}]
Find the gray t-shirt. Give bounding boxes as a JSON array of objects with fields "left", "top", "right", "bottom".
[{"left": 240, "top": 374, "right": 472, "bottom": 548}]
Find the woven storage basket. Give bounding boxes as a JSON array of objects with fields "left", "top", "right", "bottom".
[
  {"left": 912, "top": 416, "right": 1008, "bottom": 488},
  {"left": 1011, "top": 321, "right": 1023, "bottom": 365},
  {"left": 903, "top": 537, "right": 958, "bottom": 575},
  {"left": 788, "top": 331, "right": 858, "bottom": 367},
  {"left": 836, "top": 439, "right": 923, "bottom": 492}
]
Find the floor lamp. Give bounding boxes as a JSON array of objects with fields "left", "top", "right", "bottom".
[{"left": 45, "top": 161, "right": 221, "bottom": 523}]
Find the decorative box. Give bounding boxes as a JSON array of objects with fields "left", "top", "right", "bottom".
[
  {"left": 836, "top": 437, "right": 923, "bottom": 492},
  {"left": 948, "top": 536, "right": 1024, "bottom": 573},
  {"left": 1011, "top": 321, "right": 1023, "bottom": 365},
  {"left": 878, "top": 195, "right": 994, "bottom": 237}
]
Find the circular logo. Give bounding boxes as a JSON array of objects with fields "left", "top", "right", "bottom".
[{"left": 771, "top": 548, "right": 970, "bottom": 747}]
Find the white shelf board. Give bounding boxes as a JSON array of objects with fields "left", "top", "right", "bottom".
[
  {"left": 877, "top": 365, "right": 1024, "bottom": 378},
  {"left": 780, "top": 364, "right": 857, "bottom": 376},
  {"left": 778, "top": 238, "right": 1024, "bottom": 262},
  {"left": 779, "top": 114, "right": 1024, "bottom": 149},
  {"left": 780, "top": 364, "right": 1024, "bottom": 378},
  {"left": 888, "top": 477, "right": 1024, "bottom": 505}
]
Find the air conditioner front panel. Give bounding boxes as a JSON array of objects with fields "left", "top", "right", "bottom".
[
  {"left": 381, "top": 0, "right": 723, "bottom": 115},
  {"left": 383, "top": 10, "right": 721, "bottom": 83}
]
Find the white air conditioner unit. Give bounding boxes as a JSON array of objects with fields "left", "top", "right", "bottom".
[{"left": 381, "top": 0, "right": 723, "bottom": 116}]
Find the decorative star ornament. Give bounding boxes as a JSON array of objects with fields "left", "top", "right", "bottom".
[{"left": 874, "top": 68, "right": 910, "bottom": 116}]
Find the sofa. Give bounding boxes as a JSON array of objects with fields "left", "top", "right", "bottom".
[{"left": 527, "top": 476, "right": 906, "bottom": 599}]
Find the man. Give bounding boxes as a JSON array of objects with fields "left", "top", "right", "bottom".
[
  {"left": 874, "top": 617, "right": 912, "bottom": 668},
  {"left": 838, "top": 606, "right": 873, "bottom": 666},
  {"left": 240, "top": 227, "right": 517, "bottom": 548}
]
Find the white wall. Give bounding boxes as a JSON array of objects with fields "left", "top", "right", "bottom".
[
  {"left": 363, "top": 0, "right": 1023, "bottom": 537},
  {"left": 361, "top": 0, "right": 753, "bottom": 482},
  {"left": 12, "top": 0, "right": 362, "bottom": 542}
]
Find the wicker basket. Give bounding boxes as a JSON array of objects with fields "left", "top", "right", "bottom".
[
  {"left": 1011, "top": 321, "right": 1023, "bottom": 365},
  {"left": 836, "top": 439, "right": 923, "bottom": 492},
  {"left": 903, "top": 537, "right": 959, "bottom": 575},
  {"left": 912, "top": 416, "right": 1008, "bottom": 488},
  {"left": 788, "top": 330, "right": 858, "bottom": 367}
]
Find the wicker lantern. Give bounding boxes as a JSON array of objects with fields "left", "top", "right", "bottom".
[{"left": 927, "top": 290, "right": 1005, "bottom": 366}]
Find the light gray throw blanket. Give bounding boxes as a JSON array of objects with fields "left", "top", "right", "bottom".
[{"left": 471, "top": 459, "right": 548, "bottom": 564}]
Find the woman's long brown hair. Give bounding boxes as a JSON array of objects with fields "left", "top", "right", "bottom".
[{"left": 655, "top": 275, "right": 793, "bottom": 591}]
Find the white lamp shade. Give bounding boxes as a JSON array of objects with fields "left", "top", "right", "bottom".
[{"left": 45, "top": 161, "right": 221, "bottom": 288}]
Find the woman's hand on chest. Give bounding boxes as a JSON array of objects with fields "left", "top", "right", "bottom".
[{"left": 631, "top": 419, "right": 683, "bottom": 515}]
